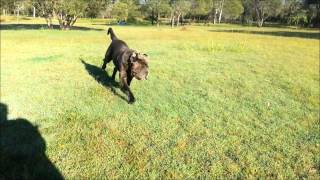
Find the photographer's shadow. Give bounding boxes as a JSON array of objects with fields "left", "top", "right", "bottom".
[
  {"left": 0, "top": 103, "right": 64, "bottom": 179},
  {"left": 80, "top": 59, "right": 127, "bottom": 102}
]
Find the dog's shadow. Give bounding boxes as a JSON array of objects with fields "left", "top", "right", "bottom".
[{"left": 80, "top": 59, "right": 127, "bottom": 102}]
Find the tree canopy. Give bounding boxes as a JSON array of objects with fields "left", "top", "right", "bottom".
[{"left": 1, "top": 0, "right": 319, "bottom": 28}]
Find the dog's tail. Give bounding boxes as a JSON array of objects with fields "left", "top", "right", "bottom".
[{"left": 107, "top": 27, "right": 117, "bottom": 41}]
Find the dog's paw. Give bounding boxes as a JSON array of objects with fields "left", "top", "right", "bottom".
[
  {"left": 128, "top": 98, "right": 135, "bottom": 104},
  {"left": 120, "top": 87, "right": 126, "bottom": 92}
]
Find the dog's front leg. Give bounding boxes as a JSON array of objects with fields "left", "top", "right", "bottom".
[
  {"left": 111, "top": 67, "right": 117, "bottom": 80},
  {"left": 120, "top": 71, "right": 135, "bottom": 104},
  {"left": 127, "top": 75, "right": 133, "bottom": 86}
]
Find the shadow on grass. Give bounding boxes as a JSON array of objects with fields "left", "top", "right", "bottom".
[
  {"left": 0, "top": 23, "right": 104, "bottom": 31},
  {"left": 91, "top": 22, "right": 152, "bottom": 26},
  {"left": 91, "top": 23, "right": 118, "bottom": 26},
  {"left": 209, "top": 29, "right": 320, "bottom": 40},
  {"left": 80, "top": 59, "right": 127, "bottom": 102},
  {"left": 0, "top": 103, "right": 64, "bottom": 179}
]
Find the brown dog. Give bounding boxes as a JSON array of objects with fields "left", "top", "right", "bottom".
[{"left": 102, "top": 28, "right": 149, "bottom": 104}]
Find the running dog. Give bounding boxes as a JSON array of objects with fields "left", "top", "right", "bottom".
[{"left": 102, "top": 28, "right": 149, "bottom": 104}]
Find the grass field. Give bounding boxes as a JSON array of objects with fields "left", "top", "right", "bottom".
[{"left": 1, "top": 17, "right": 319, "bottom": 179}]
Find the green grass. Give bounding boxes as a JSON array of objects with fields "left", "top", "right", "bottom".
[{"left": 1, "top": 17, "right": 319, "bottom": 179}]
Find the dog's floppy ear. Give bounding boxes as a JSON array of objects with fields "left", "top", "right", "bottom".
[{"left": 130, "top": 52, "right": 137, "bottom": 62}]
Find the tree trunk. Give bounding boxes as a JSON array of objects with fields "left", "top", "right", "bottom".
[
  {"left": 57, "top": 16, "right": 64, "bottom": 29},
  {"left": 190, "top": 16, "right": 194, "bottom": 25},
  {"left": 257, "top": 18, "right": 264, "bottom": 27},
  {"left": 66, "top": 22, "right": 71, "bottom": 30},
  {"left": 218, "top": 9, "right": 222, "bottom": 24},
  {"left": 255, "top": 11, "right": 265, "bottom": 27},
  {"left": 45, "top": 17, "right": 52, "bottom": 29},
  {"left": 33, "top": 6, "right": 36, "bottom": 18},
  {"left": 254, "top": 0, "right": 264, "bottom": 27},
  {"left": 16, "top": 8, "right": 20, "bottom": 22},
  {"left": 213, "top": 8, "right": 218, "bottom": 24},
  {"left": 218, "top": 0, "right": 224, "bottom": 24},
  {"left": 17, "top": 9, "right": 20, "bottom": 18},
  {"left": 176, "top": 13, "right": 181, "bottom": 26},
  {"left": 181, "top": 15, "right": 184, "bottom": 26},
  {"left": 57, "top": 13, "right": 65, "bottom": 30},
  {"left": 170, "top": 11, "right": 174, "bottom": 28},
  {"left": 151, "top": 9, "right": 154, "bottom": 25},
  {"left": 56, "top": 14, "right": 77, "bottom": 30},
  {"left": 171, "top": 15, "right": 175, "bottom": 28},
  {"left": 49, "top": 18, "right": 52, "bottom": 28},
  {"left": 71, "top": 16, "right": 78, "bottom": 26},
  {"left": 204, "top": 16, "right": 210, "bottom": 25},
  {"left": 157, "top": 11, "right": 160, "bottom": 27}
]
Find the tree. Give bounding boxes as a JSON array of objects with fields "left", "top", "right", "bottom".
[
  {"left": 33, "top": 0, "right": 55, "bottom": 28},
  {"left": 217, "top": 0, "right": 225, "bottom": 24},
  {"left": 121, "top": 0, "right": 142, "bottom": 23},
  {"left": 252, "top": 0, "right": 282, "bottom": 27},
  {"left": 144, "top": 0, "right": 170, "bottom": 26},
  {"left": 241, "top": 0, "right": 282, "bottom": 27},
  {"left": 14, "top": 0, "right": 25, "bottom": 17},
  {"left": 54, "top": 0, "right": 88, "bottom": 30},
  {"left": 1, "top": 0, "right": 14, "bottom": 16},
  {"left": 111, "top": 1, "right": 129, "bottom": 21},
  {"left": 22, "top": 0, "right": 38, "bottom": 17},
  {"left": 170, "top": 0, "right": 191, "bottom": 27},
  {"left": 289, "top": 9, "right": 308, "bottom": 26},
  {"left": 282, "top": 0, "right": 320, "bottom": 27},
  {"left": 280, "top": 0, "right": 306, "bottom": 26},
  {"left": 187, "top": 0, "right": 242, "bottom": 24},
  {"left": 241, "top": 0, "right": 254, "bottom": 24},
  {"left": 189, "top": 0, "right": 212, "bottom": 23},
  {"left": 34, "top": 0, "right": 88, "bottom": 30},
  {"left": 86, "top": 0, "right": 104, "bottom": 18},
  {"left": 223, "top": 0, "right": 244, "bottom": 21},
  {"left": 304, "top": 0, "right": 320, "bottom": 27},
  {"left": 0, "top": 0, "right": 27, "bottom": 17}
]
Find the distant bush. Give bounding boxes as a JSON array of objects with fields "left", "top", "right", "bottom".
[{"left": 288, "top": 10, "right": 308, "bottom": 27}]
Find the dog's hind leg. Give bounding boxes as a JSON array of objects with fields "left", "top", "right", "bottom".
[{"left": 102, "top": 48, "right": 112, "bottom": 70}]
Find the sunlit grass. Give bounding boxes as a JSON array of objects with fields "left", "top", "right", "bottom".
[{"left": 1, "top": 17, "right": 319, "bottom": 178}]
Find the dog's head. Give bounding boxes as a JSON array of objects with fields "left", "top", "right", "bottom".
[{"left": 130, "top": 52, "right": 149, "bottom": 80}]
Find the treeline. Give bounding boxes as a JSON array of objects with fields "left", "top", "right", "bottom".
[{"left": 1, "top": 0, "right": 319, "bottom": 29}]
